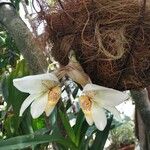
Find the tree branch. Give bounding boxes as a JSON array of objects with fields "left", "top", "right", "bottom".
[
  {"left": 131, "top": 89, "right": 150, "bottom": 132},
  {"left": 0, "top": 3, "right": 48, "bottom": 73}
]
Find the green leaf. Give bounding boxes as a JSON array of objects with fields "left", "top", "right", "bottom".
[
  {"left": 2, "top": 59, "right": 29, "bottom": 114},
  {"left": 1, "top": 60, "right": 31, "bottom": 136},
  {"left": 0, "top": 36, "right": 5, "bottom": 47},
  {"left": 79, "top": 132, "right": 94, "bottom": 150},
  {"left": 0, "top": 133, "right": 77, "bottom": 150},
  {"left": 19, "top": 110, "right": 34, "bottom": 134},
  {"left": 73, "top": 110, "right": 85, "bottom": 146},
  {"left": 78, "top": 122, "right": 94, "bottom": 150},
  {"left": 32, "top": 117, "right": 45, "bottom": 131},
  {"left": 90, "top": 116, "right": 113, "bottom": 150},
  {"left": 72, "top": 87, "right": 79, "bottom": 99},
  {"left": 65, "top": 99, "right": 72, "bottom": 110},
  {"left": 49, "top": 108, "right": 57, "bottom": 128},
  {"left": 59, "top": 110, "right": 76, "bottom": 144},
  {"left": 3, "top": 115, "right": 16, "bottom": 137}
]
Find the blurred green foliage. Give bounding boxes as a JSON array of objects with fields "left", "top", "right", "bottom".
[
  {"left": 0, "top": 31, "right": 20, "bottom": 74},
  {"left": 11, "top": 0, "right": 22, "bottom": 10},
  {"left": 109, "top": 121, "right": 135, "bottom": 149}
]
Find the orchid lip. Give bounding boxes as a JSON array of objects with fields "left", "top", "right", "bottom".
[{"left": 79, "top": 95, "right": 92, "bottom": 113}]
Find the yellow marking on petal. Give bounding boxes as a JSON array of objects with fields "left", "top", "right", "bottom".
[
  {"left": 45, "top": 86, "right": 61, "bottom": 115},
  {"left": 86, "top": 91, "right": 96, "bottom": 99},
  {"left": 79, "top": 95, "right": 92, "bottom": 115},
  {"left": 48, "top": 86, "right": 61, "bottom": 106}
]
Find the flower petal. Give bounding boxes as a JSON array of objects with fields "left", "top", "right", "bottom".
[
  {"left": 103, "top": 105, "right": 122, "bottom": 121},
  {"left": 13, "top": 73, "right": 59, "bottom": 94},
  {"left": 83, "top": 84, "right": 110, "bottom": 92},
  {"left": 30, "top": 92, "right": 48, "bottom": 118},
  {"left": 19, "top": 94, "right": 40, "bottom": 116},
  {"left": 95, "top": 91, "right": 127, "bottom": 107},
  {"left": 45, "top": 104, "right": 55, "bottom": 116},
  {"left": 91, "top": 102, "right": 107, "bottom": 131},
  {"left": 85, "top": 115, "right": 94, "bottom": 126},
  {"left": 84, "top": 84, "right": 128, "bottom": 106}
]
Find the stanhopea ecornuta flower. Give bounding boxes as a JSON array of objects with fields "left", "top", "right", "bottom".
[
  {"left": 13, "top": 73, "right": 61, "bottom": 119},
  {"left": 79, "top": 84, "right": 128, "bottom": 131}
]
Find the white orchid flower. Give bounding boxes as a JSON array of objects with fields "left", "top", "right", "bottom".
[
  {"left": 13, "top": 73, "right": 61, "bottom": 119},
  {"left": 79, "top": 84, "right": 128, "bottom": 131}
]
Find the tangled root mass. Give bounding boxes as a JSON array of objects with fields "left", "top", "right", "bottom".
[{"left": 37, "top": 0, "right": 150, "bottom": 90}]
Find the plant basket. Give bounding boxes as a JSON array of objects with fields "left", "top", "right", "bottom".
[
  {"left": 119, "top": 144, "right": 135, "bottom": 150},
  {"left": 39, "top": 0, "right": 150, "bottom": 90}
]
